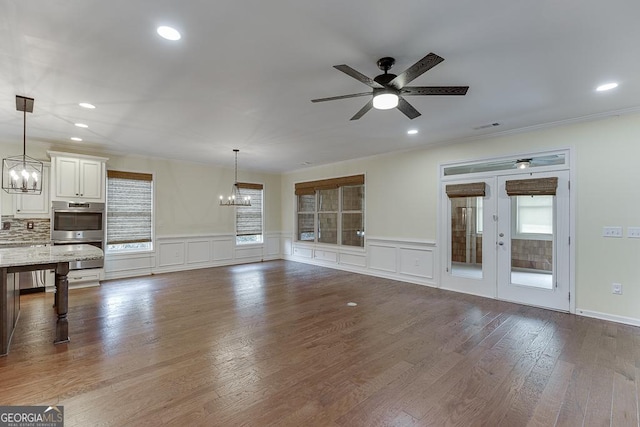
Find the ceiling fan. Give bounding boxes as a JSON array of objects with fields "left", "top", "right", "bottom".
[{"left": 311, "top": 52, "right": 469, "bottom": 120}]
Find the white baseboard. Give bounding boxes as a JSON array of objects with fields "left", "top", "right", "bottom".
[{"left": 576, "top": 308, "right": 640, "bottom": 327}]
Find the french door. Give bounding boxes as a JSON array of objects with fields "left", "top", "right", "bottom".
[
  {"left": 442, "top": 171, "right": 570, "bottom": 312},
  {"left": 496, "top": 171, "right": 570, "bottom": 311}
]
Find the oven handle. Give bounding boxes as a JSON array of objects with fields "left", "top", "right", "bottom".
[{"left": 52, "top": 209, "right": 104, "bottom": 214}]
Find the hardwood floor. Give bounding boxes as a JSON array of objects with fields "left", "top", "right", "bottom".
[{"left": 1, "top": 260, "right": 638, "bottom": 426}]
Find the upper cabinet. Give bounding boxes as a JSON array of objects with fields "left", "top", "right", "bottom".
[
  {"left": 14, "top": 164, "right": 51, "bottom": 218},
  {"left": 48, "top": 151, "right": 108, "bottom": 202}
]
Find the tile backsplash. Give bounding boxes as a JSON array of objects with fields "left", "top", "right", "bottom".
[{"left": 0, "top": 216, "right": 50, "bottom": 241}]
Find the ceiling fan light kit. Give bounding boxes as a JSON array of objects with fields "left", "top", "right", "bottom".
[
  {"left": 2, "top": 95, "right": 43, "bottom": 195},
  {"left": 311, "top": 52, "right": 469, "bottom": 120},
  {"left": 372, "top": 90, "right": 399, "bottom": 110}
]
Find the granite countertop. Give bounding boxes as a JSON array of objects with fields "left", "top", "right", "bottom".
[
  {"left": 0, "top": 244, "right": 103, "bottom": 268},
  {"left": 0, "top": 240, "right": 52, "bottom": 248}
]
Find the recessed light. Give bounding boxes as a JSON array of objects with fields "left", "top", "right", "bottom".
[
  {"left": 157, "top": 26, "right": 181, "bottom": 41},
  {"left": 70, "top": 137, "right": 83, "bottom": 142},
  {"left": 79, "top": 102, "right": 96, "bottom": 109},
  {"left": 596, "top": 82, "right": 618, "bottom": 92},
  {"left": 407, "top": 129, "right": 418, "bottom": 135},
  {"left": 74, "top": 123, "right": 88, "bottom": 128}
]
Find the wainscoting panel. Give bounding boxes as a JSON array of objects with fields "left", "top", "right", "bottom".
[
  {"left": 399, "top": 247, "right": 434, "bottom": 279},
  {"left": 186, "top": 240, "right": 210, "bottom": 265},
  {"left": 266, "top": 236, "right": 280, "bottom": 257},
  {"left": 286, "top": 236, "right": 436, "bottom": 287},
  {"left": 105, "top": 233, "right": 284, "bottom": 279},
  {"left": 293, "top": 246, "right": 313, "bottom": 259},
  {"left": 158, "top": 241, "right": 185, "bottom": 267},
  {"left": 339, "top": 252, "right": 366, "bottom": 268},
  {"left": 368, "top": 244, "right": 397, "bottom": 273},
  {"left": 104, "top": 252, "right": 155, "bottom": 279},
  {"left": 235, "top": 245, "right": 263, "bottom": 260},
  {"left": 314, "top": 249, "right": 338, "bottom": 263},
  {"left": 212, "top": 238, "right": 234, "bottom": 261}
]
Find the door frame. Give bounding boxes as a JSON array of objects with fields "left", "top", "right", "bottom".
[{"left": 437, "top": 148, "right": 575, "bottom": 313}]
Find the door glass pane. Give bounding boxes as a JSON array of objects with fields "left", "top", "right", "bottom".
[
  {"left": 511, "top": 196, "right": 553, "bottom": 289},
  {"left": 450, "top": 196, "right": 483, "bottom": 279}
]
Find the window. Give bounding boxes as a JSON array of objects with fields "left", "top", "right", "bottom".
[
  {"left": 236, "top": 183, "right": 263, "bottom": 245},
  {"left": 106, "top": 171, "right": 153, "bottom": 252},
  {"left": 515, "top": 195, "right": 553, "bottom": 235},
  {"left": 295, "top": 175, "right": 364, "bottom": 247}
]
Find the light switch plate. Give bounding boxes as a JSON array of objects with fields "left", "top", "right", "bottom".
[
  {"left": 627, "top": 227, "right": 640, "bottom": 238},
  {"left": 602, "top": 226, "right": 623, "bottom": 237}
]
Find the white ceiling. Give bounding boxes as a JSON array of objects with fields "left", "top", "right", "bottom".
[{"left": 1, "top": 1, "right": 639, "bottom": 173}]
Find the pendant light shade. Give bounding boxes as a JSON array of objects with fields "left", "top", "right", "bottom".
[
  {"left": 219, "top": 149, "right": 251, "bottom": 206},
  {"left": 2, "top": 96, "right": 43, "bottom": 194}
]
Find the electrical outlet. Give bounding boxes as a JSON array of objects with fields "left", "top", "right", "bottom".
[
  {"left": 602, "top": 226, "right": 623, "bottom": 237},
  {"left": 612, "top": 283, "right": 623, "bottom": 295},
  {"left": 27, "top": 221, "right": 34, "bottom": 230},
  {"left": 627, "top": 227, "right": 640, "bottom": 238},
  {"left": 2, "top": 222, "right": 9, "bottom": 230}
]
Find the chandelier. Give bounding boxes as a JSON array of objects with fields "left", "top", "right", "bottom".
[
  {"left": 2, "top": 96, "right": 43, "bottom": 194},
  {"left": 219, "top": 149, "right": 251, "bottom": 206}
]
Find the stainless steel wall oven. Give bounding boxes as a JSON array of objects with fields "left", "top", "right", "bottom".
[{"left": 51, "top": 201, "right": 105, "bottom": 269}]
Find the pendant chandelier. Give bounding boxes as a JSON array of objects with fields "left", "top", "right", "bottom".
[
  {"left": 219, "top": 149, "right": 251, "bottom": 206},
  {"left": 2, "top": 96, "right": 43, "bottom": 194}
]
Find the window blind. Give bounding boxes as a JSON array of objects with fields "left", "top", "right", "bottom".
[
  {"left": 445, "top": 182, "right": 486, "bottom": 198},
  {"left": 505, "top": 177, "right": 558, "bottom": 196},
  {"left": 106, "top": 171, "right": 153, "bottom": 245},
  {"left": 295, "top": 174, "right": 364, "bottom": 195},
  {"left": 236, "top": 187, "right": 263, "bottom": 237}
]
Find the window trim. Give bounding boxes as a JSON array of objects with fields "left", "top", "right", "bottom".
[
  {"left": 106, "top": 169, "right": 155, "bottom": 254},
  {"left": 235, "top": 183, "right": 264, "bottom": 246},
  {"left": 295, "top": 176, "right": 365, "bottom": 248}
]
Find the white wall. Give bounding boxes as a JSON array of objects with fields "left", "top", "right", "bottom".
[
  {"left": 3, "top": 112, "right": 639, "bottom": 325},
  {"left": 0, "top": 141, "right": 283, "bottom": 278},
  {"left": 281, "top": 113, "right": 640, "bottom": 325}
]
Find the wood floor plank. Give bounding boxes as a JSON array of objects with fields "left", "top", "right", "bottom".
[
  {"left": 526, "top": 359, "right": 575, "bottom": 426},
  {"left": 0, "top": 260, "right": 638, "bottom": 426}
]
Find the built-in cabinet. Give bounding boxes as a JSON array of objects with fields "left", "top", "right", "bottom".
[
  {"left": 13, "top": 164, "right": 50, "bottom": 218},
  {"left": 48, "top": 151, "right": 107, "bottom": 202}
]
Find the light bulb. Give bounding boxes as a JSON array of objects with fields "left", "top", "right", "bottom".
[
  {"left": 373, "top": 93, "right": 399, "bottom": 110},
  {"left": 32, "top": 172, "right": 38, "bottom": 181},
  {"left": 21, "top": 169, "right": 29, "bottom": 179}
]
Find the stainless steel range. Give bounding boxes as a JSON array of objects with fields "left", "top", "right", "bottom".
[{"left": 51, "top": 201, "right": 105, "bottom": 270}]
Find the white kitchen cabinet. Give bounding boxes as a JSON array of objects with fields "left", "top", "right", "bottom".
[
  {"left": 48, "top": 151, "right": 108, "bottom": 202},
  {"left": 14, "top": 164, "right": 50, "bottom": 218}
]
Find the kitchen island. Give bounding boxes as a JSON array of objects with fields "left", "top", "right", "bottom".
[{"left": 0, "top": 244, "right": 103, "bottom": 356}]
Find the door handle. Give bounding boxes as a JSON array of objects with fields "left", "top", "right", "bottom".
[{"left": 498, "top": 241, "right": 504, "bottom": 246}]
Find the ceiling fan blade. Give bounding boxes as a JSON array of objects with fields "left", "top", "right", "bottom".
[
  {"left": 402, "top": 86, "right": 469, "bottom": 96},
  {"left": 389, "top": 53, "right": 444, "bottom": 88},
  {"left": 397, "top": 97, "right": 421, "bottom": 120},
  {"left": 334, "top": 65, "right": 383, "bottom": 88},
  {"left": 311, "top": 92, "right": 371, "bottom": 103},
  {"left": 350, "top": 99, "right": 373, "bottom": 120}
]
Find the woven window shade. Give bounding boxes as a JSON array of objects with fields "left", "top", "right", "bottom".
[
  {"left": 236, "top": 187, "right": 263, "bottom": 237},
  {"left": 505, "top": 177, "right": 558, "bottom": 196},
  {"left": 107, "top": 171, "right": 153, "bottom": 245},
  {"left": 295, "top": 174, "right": 364, "bottom": 195},
  {"left": 236, "top": 182, "right": 263, "bottom": 190},
  {"left": 446, "top": 182, "right": 486, "bottom": 198},
  {"left": 107, "top": 170, "right": 152, "bottom": 181}
]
